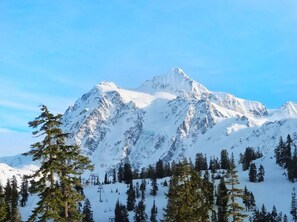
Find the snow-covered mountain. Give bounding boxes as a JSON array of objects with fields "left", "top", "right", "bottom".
[
  {"left": 60, "top": 68, "right": 296, "bottom": 175},
  {"left": 1, "top": 68, "right": 297, "bottom": 221}
]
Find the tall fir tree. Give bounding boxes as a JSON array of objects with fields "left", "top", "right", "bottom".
[
  {"left": 126, "top": 182, "right": 136, "bottom": 211},
  {"left": 226, "top": 162, "right": 247, "bottom": 221},
  {"left": 118, "top": 164, "right": 124, "bottom": 183},
  {"left": 10, "top": 176, "right": 21, "bottom": 222},
  {"left": 155, "top": 159, "right": 165, "bottom": 178},
  {"left": 150, "top": 200, "right": 158, "bottom": 222},
  {"left": 249, "top": 163, "right": 257, "bottom": 183},
  {"left": 216, "top": 177, "right": 228, "bottom": 222},
  {"left": 150, "top": 176, "right": 158, "bottom": 196},
  {"left": 20, "top": 176, "right": 29, "bottom": 207},
  {"left": 291, "top": 188, "right": 297, "bottom": 222},
  {"left": 24, "top": 105, "right": 93, "bottom": 222},
  {"left": 82, "top": 198, "right": 94, "bottom": 222},
  {"left": 123, "top": 163, "right": 133, "bottom": 184},
  {"left": 220, "top": 149, "right": 230, "bottom": 170},
  {"left": 0, "top": 185, "right": 8, "bottom": 222},
  {"left": 257, "top": 165, "right": 265, "bottom": 182},
  {"left": 134, "top": 200, "right": 147, "bottom": 222},
  {"left": 140, "top": 179, "right": 146, "bottom": 200},
  {"left": 115, "top": 200, "right": 129, "bottom": 222},
  {"left": 164, "top": 160, "right": 211, "bottom": 222},
  {"left": 4, "top": 179, "right": 12, "bottom": 222}
]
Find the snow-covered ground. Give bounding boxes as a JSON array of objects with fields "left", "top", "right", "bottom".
[{"left": 18, "top": 159, "right": 296, "bottom": 222}]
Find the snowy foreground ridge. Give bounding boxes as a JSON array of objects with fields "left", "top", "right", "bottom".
[{"left": 1, "top": 67, "right": 297, "bottom": 221}]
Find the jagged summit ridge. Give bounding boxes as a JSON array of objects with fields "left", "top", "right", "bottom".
[
  {"left": 60, "top": 68, "right": 296, "bottom": 174},
  {"left": 138, "top": 67, "right": 209, "bottom": 98}
]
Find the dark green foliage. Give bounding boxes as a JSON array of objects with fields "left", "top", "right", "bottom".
[
  {"left": 0, "top": 185, "right": 8, "bottom": 222},
  {"left": 134, "top": 200, "right": 147, "bottom": 222},
  {"left": 243, "top": 186, "right": 255, "bottom": 211},
  {"left": 140, "top": 179, "right": 146, "bottom": 200},
  {"left": 257, "top": 165, "right": 265, "bottom": 182},
  {"left": 113, "top": 168, "right": 116, "bottom": 183},
  {"left": 164, "top": 160, "right": 212, "bottom": 221},
  {"left": 4, "top": 179, "right": 12, "bottom": 221},
  {"left": 274, "top": 134, "right": 297, "bottom": 182},
  {"left": 249, "top": 163, "right": 257, "bottom": 182},
  {"left": 241, "top": 147, "right": 262, "bottom": 171},
  {"left": 24, "top": 105, "right": 94, "bottom": 222},
  {"left": 115, "top": 200, "right": 129, "bottom": 222},
  {"left": 126, "top": 182, "right": 136, "bottom": 211},
  {"left": 291, "top": 188, "right": 297, "bottom": 222},
  {"left": 123, "top": 163, "right": 133, "bottom": 184},
  {"left": 216, "top": 178, "right": 228, "bottom": 222},
  {"left": 252, "top": 204, "right": 283, "bottom": 221},
  {"left": 150, "top": 200, "right": 158, "bottom": 222},
  {"left": 226, "top": 162, "right": 247, "bottom": 221},
  {"left": 118, "top": 164, "right": 123, "bottom": 183},
  {"left": 156, "top": 159, "right": 165, "bottom": 178},
  {"left": 3, "top": 177, "right": 21, "bottom": 222},
  {"left": 195, "top": 152, "right": 208, "bottom": 172},
  {"left": 104, "top": 172, "right": 109, "bottom": 184},
  {"left": 82, "top": 198, "right": 94, "bottom": 222},
  {"left": 11, "top": 176, "right": 21, "bottom": 222},
  {"left": 220, "top": 149, "right": 231, "bottom": 170},
  {"left": 135, "top": 182, "right": 140, "bottom": 199},
  {"left": 20, "top": 176, "right": 29, "bottom": 207},
  {"left": 150, "top": 177, "right": 158, "bottom": 196}
]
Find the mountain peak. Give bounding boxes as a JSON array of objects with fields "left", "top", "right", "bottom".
[{"left": 138, "top": 67, "right": 208, "bottom": 97}]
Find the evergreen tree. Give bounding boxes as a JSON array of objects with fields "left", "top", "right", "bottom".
[
  {"left": 11, "top": 176, "right": 21, "bottom": 222},
  {"left": 291, "top": 188, "right": 297, "bottom": 222},
  {"left": 242, "top": 147, "right": 256, "bottom": 171},
  {"left": 271, "top": 205, "right": 278, "bottom": 221},
  {"left": 82, "top": 198, "right": 94, "bottom": 222},
  {"left": 150, "top": 176, "right": 158, "bottom": 196},
  {"left": 140, "top": 179, "right": 146, "bottom": 200},
  {"left": 113, "top": 168, "right": 116, "bottom": 183},
  {"left": 257, "top": 165, "right": 265, "bottom": 182},
  {"left": 24, "top": 105, "right": 94, "bottom": 222},
  {"left": 126, "top": 182, "right": 136, "bottom": 211},
  {"left": 118, "top": 164, "right": 124, "bottom": 183},
  {"left": 104, "top": 172, "right": 109, "bottom": 184},
  {"left": 150, "top": 200, "right": 158, "bottom": 222},
  {"left": 115, "top": 200, "right": 129, "bottom": 222},
  {"left": 249, "top": 192, "right": 256, "bottom": 210},
  {"left": 226, "top": 163, "right": 247, "bottom": 221},
  {"left": 123, "top": 163, "right": 133, "bottom": 184},
  {"left": 275, "top": 137, "right": 285, "bottom": 166},
  {"left": 220, "top": 149, "right": 230, "bottom": 170},
  {"left": 20, "top": 176, "right": 29, "bottom": 207},
  {"left": 134, "top": 200, "right": 147, "bottom": 222},
  {"left": 249, "top": 163, "right": 257, "bottom": 183},
  {"left": 4, "top": 179, "right": 12, "bottom": 221},
  {"left": 164, "top": 161, "right": 211, "bottom": 221},
  {"left": 285, "top": 135, "right": 293, "bottom": 168},
  {"left": 195, "top": 152, "right": 207, "bottom": 172},
  {"left": 156, "top": 159, "right": 164, "bottom": 178},
  {"left": 216, "top": 177, "right": 228, "bottom": 222},
  {"left": 0, "top": 185, "right": 7, "bottom": 222},
  {"left": 135, "top": 182, "right": 140, "bottom": 199}
]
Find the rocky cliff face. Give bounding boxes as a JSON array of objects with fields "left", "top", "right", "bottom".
[{"left": 61, "top": 68, "right": 297, "bottom": 173}]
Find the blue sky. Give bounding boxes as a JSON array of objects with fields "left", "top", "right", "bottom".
[{"left": 0, "top": 0, "right": 296, "bottom": 156}]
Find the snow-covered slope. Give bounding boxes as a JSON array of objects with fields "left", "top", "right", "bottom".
[
  {"left": 58, "top": 68, "right": 297, "bottom": 175},
  {"left": 1, "top": 67, "right": 297, "bottom": 221}
]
